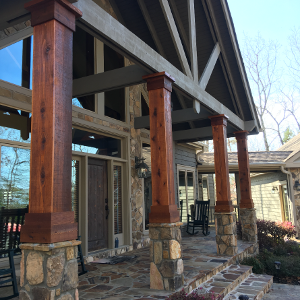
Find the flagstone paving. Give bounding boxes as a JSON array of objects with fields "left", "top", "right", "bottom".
[
  {"left": 78, "top": 228, "right": 256, "bottom": 299},
  {"left": 262, "top": 283, "right": 300, "bottom": 300}
]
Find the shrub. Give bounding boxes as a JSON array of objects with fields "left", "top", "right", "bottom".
[
  {"left": 240, "top": 256, "right": 265, "bottom": 274},
  {"left": 167, "top": 288, "right": 223, "bottom": 300},
  {"left": 272, "top": 240, "right": 300, "bottom": 256},
  {"left": 256, "top": 219, "right": 296, "bottom": 250},
  {"left": 259, "top": 249, "right": 300, "bottom": 278}
]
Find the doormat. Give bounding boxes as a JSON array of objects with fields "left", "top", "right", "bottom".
[{"left": 91, "top": 255, "right": 137, "bottom": 265}]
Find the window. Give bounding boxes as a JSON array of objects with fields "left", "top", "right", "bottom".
[
  {"left": 142, "top": 143, "right": 151, "bottom": 230},
  {"left": 114, "top": 165, "right": 122, "bottom": 234},
  {"left": 72, "top": 128, "right": 121, "bottom": 158},
  {"left": 72, "top": 26, "right": 95, "bottom": 111},
  {"left": 0, "top": 106, "right": 31, "bottom": 143},
  {"left": 0, "top": 146, "right": 30, "bottom": 209},
  {"left": 141, "top": 94, "right": 149, "bottom": 116},
  {"left": 0, "top": 36, "right": 33, "bottom": 88},
  {"left": 104, "top": 45, "right": 125, "bottom": 121},
  {"left": 177, "top": 166, "right": 195, "bottom": 223}
]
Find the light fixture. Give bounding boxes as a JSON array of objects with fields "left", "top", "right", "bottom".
[
  {"left": 274, "top": 261, "right": 281, "bottom": 270},
  {"left": 272, "top": 186, "right": 278, "bottom": 194},
  {"left": 135, "top": 156, "right": 150, "bottom": 178},
  {"left": 294, "top": 180, "right": 300, "bottom": 191}
]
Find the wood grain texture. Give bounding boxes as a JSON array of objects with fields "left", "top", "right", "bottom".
[
  {"left": 235, "top": 131, "right": 254, "bottom": 209},
  {"left": 209, "top": 115, "right": 233, "bottom": 213},
  {"left": 143, "top": 72, "right": 179, "bottom": 223},
  {"left": 21, "top": 0, "right": 80, "bottom": 243}
]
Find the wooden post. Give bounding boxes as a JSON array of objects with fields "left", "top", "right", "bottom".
[
  {"left": 142, "top": 72, "right": 180, "bottom": 223},
  {"left": 21, "top": 0, "right": 82, "bottom": 244},
  {"left": 209, "top": 114, "right": 233, "bottom": 213},
  {"left": 234, "top": 131, "right": 254, "bottom": 208}
]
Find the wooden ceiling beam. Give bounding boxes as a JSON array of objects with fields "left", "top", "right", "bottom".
[{"left": 159, "top": 0, "right": 193, "bottom": 79}]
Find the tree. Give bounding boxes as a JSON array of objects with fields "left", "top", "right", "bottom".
[
  {"left": 242, "top": 33, "right": 281, "bottom": 151},
  {"left": 282, "top": 127, "right": 295, "bottom": 144}
]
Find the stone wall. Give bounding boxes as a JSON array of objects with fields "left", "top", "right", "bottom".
[
  {"left": 19, "top": 241, "right": 80, "bottom": 300},
  {"left": 149, "top": 223, "right": 184, "bottom": 291}
]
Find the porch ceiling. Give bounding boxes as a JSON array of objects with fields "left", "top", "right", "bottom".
[{"left": 1, "top": 0, "right": 261, "bottom": 142}]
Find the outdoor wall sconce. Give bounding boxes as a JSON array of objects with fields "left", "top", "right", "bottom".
[
  {"left": 271, "top": 186, "right": 278, "bottom": 194},
  {"left": 294, "top": 180, "right": 300, "bottom": 191},
  {"left": 135, "top": 156, "right": 150, "bottom": 178},
  {"left": 274, "top": 261, "right": 281, "bottom": 270}
]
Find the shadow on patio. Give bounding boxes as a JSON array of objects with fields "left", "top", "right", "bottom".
[{"left": 78, "top": 226, "right": 258, "bottom": 299}]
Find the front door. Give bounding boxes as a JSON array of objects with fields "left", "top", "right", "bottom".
[{"left": 88, "top": 158, "right": 108, "bottom": 251}]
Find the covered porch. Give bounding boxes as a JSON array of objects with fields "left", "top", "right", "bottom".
[
  {"left": 77, "top": 228, "right": 264, "bottom": 299},
  {"left": 0, "top": 0, "right": 262, "bottom": 299}
]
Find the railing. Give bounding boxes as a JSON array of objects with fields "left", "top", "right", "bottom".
[{"left": 208, "top": 205, "right": 240, "bottom": 225}]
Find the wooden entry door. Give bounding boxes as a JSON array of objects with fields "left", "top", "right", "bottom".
[{"left": 88, "top": 158, "right": 108, "bottom": 251}]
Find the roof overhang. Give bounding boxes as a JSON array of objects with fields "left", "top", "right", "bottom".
[{"left": 1, "top": 0, "right": 261, "bottom": 142}]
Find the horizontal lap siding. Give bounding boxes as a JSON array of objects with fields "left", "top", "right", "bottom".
[{"left": 251, "top": 172, "right": 287, "bottom": 222}]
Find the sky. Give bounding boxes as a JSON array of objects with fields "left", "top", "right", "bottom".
[
  {"left": 227, "top": 0, "right": 300, "bottom": 151},
  {"left": 227, "top": 0, "right": 300, "bottom": 45}
]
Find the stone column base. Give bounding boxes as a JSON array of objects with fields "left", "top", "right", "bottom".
[
  {"left": 215, "top": 212, "right": 238, "bottom": 256},
  {"left": 240, "top": 208, "right": 258, "bottom": 243},
  {"left": 149, "top": 222, "right": 184, "bottom": 291},
  {"left": 19, "top": 240, "right": 81, "bottom": 300}
]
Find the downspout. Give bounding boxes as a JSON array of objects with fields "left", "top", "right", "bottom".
[{"left": 281, "top": 166, "right": 298, "bottom": 238}]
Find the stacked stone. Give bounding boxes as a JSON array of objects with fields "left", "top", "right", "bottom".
[
  {"left": 239, "top": 208, "right": 258, "bottom": 243},
  {"left": 149, "top": 222, "right": 184, "bottom": 291},
  {"left": 19, "top": 240, "right": 80, "bottom": 300},
  {"left": 215, "top": 212, "right": 238, "bottom": 256}
]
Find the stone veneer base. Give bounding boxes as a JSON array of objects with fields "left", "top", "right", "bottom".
[
  {"left": 19, "top": 240, "right": 81, "bottom": 300},
  {"left": 149, "top": 222, "right": 184, "bottom": 291},
  {"left": 239, "top": 208, "right": 258, "bottom": 243},
  {"left": 215, "top": 212, "right": 238, "bottom": 256}
]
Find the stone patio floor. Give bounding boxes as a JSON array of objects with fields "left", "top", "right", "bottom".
[{"left": 78, "top": 227, "right": 256, "bottom": 299}]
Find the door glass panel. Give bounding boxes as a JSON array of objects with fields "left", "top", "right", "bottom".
[
  {"left": 0, "top": 146, "right": 30, "bottom": 209},
  {"left": 202, "top": 178, "right": 208, "bottom": 200},
  {"left": 179, "top": 171, "right": 187, "bottom": 222},
  {"left": 114, "top": 166, "right": 122, "bottom": 234},
  {"left": 71, "top": 160, "right": 79, "bottom": 223}
]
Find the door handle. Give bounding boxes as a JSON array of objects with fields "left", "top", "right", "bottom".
[{"left": 105, "top": 204, "right": 109, "bottom": 219}]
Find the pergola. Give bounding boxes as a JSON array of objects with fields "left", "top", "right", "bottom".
[{"left": 1, "top": 0, "right": 261, "bottom": 296}]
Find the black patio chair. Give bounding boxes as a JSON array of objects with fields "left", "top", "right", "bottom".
[
  {"left": 179, "top": 200, "right": 183, "bottom": 222},
  {"left": 186, "top": 200, "right": 210, "bottom": 236},
  {"left": 0, "top": 249, "right": 19, "bottom": 300}
]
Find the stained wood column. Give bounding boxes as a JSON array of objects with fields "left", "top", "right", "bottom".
[
  {"left": 143, "top": 72, "right": 179, "bottom": 223},
  {"left": 21, "top": 0, "right": 82, "bottom": 243},
  {"left": 209, "top": 114, "right": 233, "bottom": 213},
  {"left": 234, "top": 131, "right": 254, "bottom": 209}
]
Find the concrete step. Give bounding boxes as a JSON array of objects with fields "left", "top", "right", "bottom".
[
  {"left": 224, "top": 273, "right": 273, "bottom": 300},
  {"left": 196, "top": 264, "right": 253, "bottom": 298}
]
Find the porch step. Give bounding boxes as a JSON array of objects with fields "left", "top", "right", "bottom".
[
  {"left": 196, "top": 264, "right": 253, "bottom": 297},
  {"left": 194, "top": 264, "right": 273, "bottom": 300},
  {"left": 224, "top": 273, "right": 273, "bottom": 300}
]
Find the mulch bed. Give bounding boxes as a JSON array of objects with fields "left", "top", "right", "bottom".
[{"left": 273, "top": 276, "right": 300, "bottom": 285}]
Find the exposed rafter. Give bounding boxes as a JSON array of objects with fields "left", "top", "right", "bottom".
[
  {"left": 199, "top": 43, "right": 220, "bottom": 90},
  {"left": 0, "top": 26, "right": 33, "bottom": 50},
  {"left": 203, "top": 0, "right": 244, "bottom": 120},
  {"left": 134, "top": 108, "right": 210, "bottom": 129},
  {"left": 107, "top": 0, "right": 126, "bottom": 26},
  {"left": 169, "top": 0, "right": 190, "bottom": 58},
  {"left": 159, "top": 0, "right": 193, "bottom": 79},
  {"left": 72, "top": 65, "right": 150, "bottom": 98},
  {"left": 187, "top": 0, "right": 198, "bottom": 82},
  {"left": 137, "top": 0, "right": 166, "bottom": 58}
]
